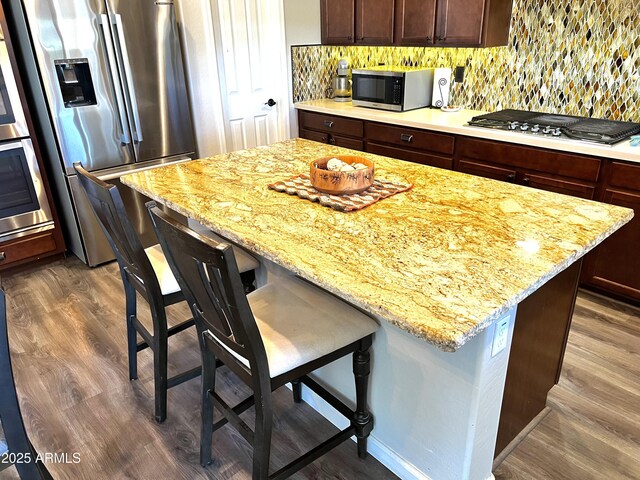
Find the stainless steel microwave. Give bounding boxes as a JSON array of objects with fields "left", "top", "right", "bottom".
[{"left": 351, "top": 67, "right": 434, "bottom": 112}]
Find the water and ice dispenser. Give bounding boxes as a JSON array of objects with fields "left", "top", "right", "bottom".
[{"left": 54, "top": 58, "right": 96, "bottom": 108}]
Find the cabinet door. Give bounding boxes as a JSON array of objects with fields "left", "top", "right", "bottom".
[
  {"left": 435, "top": 0, "right": 485, "bottom": 46},
  {"left": 321, "top": 0, "right": 355, "bottom": 44},
  {"left": 394, "top": 0, "right": 436, "bottom": 45},
  {"left": 582, "top": 188, "right": 640, "bottom": 301},
  {"left": 356, "top": 0, "right": 394, "bottom": 44}
]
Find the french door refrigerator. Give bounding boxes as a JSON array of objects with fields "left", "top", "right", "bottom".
[{"left": 6, "top": 0, "right": 195, "bottom": 265}]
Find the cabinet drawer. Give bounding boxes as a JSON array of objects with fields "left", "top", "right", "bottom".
[
  {"left": 457, "top": 159, "right": 516, "bottom": 182},
  {"left": 0, "top": 231, "right": 58, "bottom": 269},
  {"left": 300, "top": 129, "right": 364, "bottom": 151},
  {"left": 298, "top": 111, "right": 364, "bottom": 137},
  {"left": 300, "top": 128, "right": 329, "bottom": 144},
  {"left": 523, "top": 173, "right": 595, "bottom": 199},
  {"left": 333, "top": 136, "right": 364, "bottom": 151},
  {"left": 608, "top": 162, "right": 640, "bottom": 191},
  {"left": 456, "top": 137, "right": 601, "bottom": 182},
  {"left": 366, "top": 122, "right": 454, "bottom": 155},
  {"left": 367, "top": 142, "right": 452, "bottom": 169}
]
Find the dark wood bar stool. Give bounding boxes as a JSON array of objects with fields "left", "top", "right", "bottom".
[
  {"left": 147, "top": 203, "right": 379, "bottom": 479},
  {"left": 0, "top": 287, "right": 53, "bottom": 479},
  {"left": 74, "top": 163, "right": 259, "bottom": 422}
]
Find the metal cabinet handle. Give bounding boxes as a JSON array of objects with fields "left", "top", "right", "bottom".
[
  {"left": 426, "top": 36, "right": 432, "bottom": 42},
  {"left": 507, "top": 173, "right": 516, "bottom": 182},
  {"left": 522, "top": 177, "right": 531, "bottom": 185},
  {"left": 98, "top": 14, "right": 130, "bottom": 145},
  {"left": 322, "top": 135, "right": 328, "bottom": 142},
  {"left": 401, "top": 134, "right": 414, "bottom": 143},
  {"left": 324, "top": 120, "right": 334, "bottom": 128},
  {"left": 328, "top": 137, "right": 336, "bottom": 145},
  {"left": 437, "top": 35, "right": 445, "bottom": 41},
  {"left": 112, "top": 13, "right": 143, "bottom": 143},
  {"left": 0, "top": 252, "right": 5, "bottom": 262}
]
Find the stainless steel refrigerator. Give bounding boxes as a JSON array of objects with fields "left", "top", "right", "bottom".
[{"left": 5, "top": 0, "right": 195, "bottom": 265}]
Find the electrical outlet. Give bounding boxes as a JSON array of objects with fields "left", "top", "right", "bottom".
[
  {"left": 491, "top": 317, "right": 510, "bottom": 357},
  {"left": 454, "top": 66, "right": 465, "bottom": 83}
]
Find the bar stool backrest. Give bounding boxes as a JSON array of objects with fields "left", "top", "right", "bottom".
[
  {"left": 147, "top": 203, "right": 268, "bottom": 385},
  {"left": 0, "top": 288, "right": 53, "bottom": 479},
  {"left": 74, "top": 163, "right": 160, "bottom": 296}
]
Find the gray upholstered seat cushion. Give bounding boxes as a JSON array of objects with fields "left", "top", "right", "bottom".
[
  {"left": 215, "top": 275, "right": 379, "bottom": 378},
  {"left": 145, "top": 240, "right": 258, "bottom": 296}
]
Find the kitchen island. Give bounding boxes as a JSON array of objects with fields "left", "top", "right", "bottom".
[{"left": 121, "top": 139, "right": 632, "bottom": 480}]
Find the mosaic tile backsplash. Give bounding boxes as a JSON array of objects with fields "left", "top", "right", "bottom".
[{"left": 292, "top": 0, "right": 640, "bottom": 121}]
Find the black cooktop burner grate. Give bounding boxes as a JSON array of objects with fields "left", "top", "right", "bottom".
[
  {"left": 527, "top": 114, "right": 581, "bottom": 128},
  {"left": 468, "top": 109, "right": 640, "bottom": 145},
  {"left": 567, "top": 119, "right": 640, "bottom": 136}
]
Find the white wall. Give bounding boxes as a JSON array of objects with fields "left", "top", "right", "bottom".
[{"left": 284, "top": 0, "right": 321, "bottom": 138}]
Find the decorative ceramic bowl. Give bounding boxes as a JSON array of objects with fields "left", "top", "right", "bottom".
[{"left": 310, "top": 155, "right": 375, "bottom": 195}]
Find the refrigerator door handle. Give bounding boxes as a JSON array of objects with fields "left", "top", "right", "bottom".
[
  {"left": 111, "top": 13, "right": 143, "bottom": 143},
  {"left": 98, "top": 14, "right": 131, "bottom": 145}
]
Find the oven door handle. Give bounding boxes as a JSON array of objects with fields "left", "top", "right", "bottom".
[
  {"left": 98, "top": 14, "right": 131, "bottom": 145},
  {"left": 0, "top": 140, "right": 23, "bottom": 152}
]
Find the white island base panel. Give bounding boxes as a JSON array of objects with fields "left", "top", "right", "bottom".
[{"left": 256, "top": 257, "right": 516, "bottom": 480}]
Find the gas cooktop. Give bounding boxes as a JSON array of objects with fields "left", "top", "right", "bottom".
[{"left": 467, "top": 109, "right": 640, "bottom": 146}]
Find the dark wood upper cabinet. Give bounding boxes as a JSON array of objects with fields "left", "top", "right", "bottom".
[
  {"left": 322, "top": 0, "right": 394, "bottom": 45},
  {"left": 356, "top": 0, "right": 395, "bottom": 44},
  {"left": 321, "top": 0, "right": 356, "bottom": 44},
  {"left": 435, "top": 0, "right": 486, "bottom": 46},
  {"left": 333, "top": 0, "right": 515, "bottom": 47},
  {"left": 394, "top": 0, "right": 437, "bottom": 45},
  {"left": 436, "top": 0, "right": 513, "bottom": 47}
]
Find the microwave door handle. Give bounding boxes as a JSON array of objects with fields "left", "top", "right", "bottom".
[
  {"left": 111, "top": 13, "right": 143, "bottom": 143},
  {"left": 98, "top": 14, "right": 131, "bottom": 145}
]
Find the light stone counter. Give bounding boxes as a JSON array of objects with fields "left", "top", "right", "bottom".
[
  {"left": 121, "top": 138, "right": 632, "bottom": 352},
  {"left": 295, "top": 99, "right": 640, "bottom": 163}
]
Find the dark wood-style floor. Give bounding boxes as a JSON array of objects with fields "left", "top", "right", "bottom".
[{"left": 1, "top": 256, "right": 639, "bottom": 479}]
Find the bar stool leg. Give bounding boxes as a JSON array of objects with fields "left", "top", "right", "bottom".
[
  {"left": 199, "top": 346, "right": 216, "bottom": 466},
  {"left": 124, "top": 278, "right": 138, "bottom": 381},
  {"left": 291, "top": 378, "right": 302, "bottom": 403},
  {"left": 252, "top": 388, "right": 273, "bottom": 480},
  {"left": 353, "top": 338, "right": 374, "bottom": 459},
  {"left": 151, "top": 305, "right": 169, "bottom": 423}
]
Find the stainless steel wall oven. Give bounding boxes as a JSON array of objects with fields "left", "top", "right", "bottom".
[
  {"left": 0, "top": 139, "right": 53, "bottom": 240},
  {"left": 0, "top": 25, "right": 53, "bottom": 242}
]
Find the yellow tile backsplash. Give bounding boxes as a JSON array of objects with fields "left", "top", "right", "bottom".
[{"left": 292, "top": 0, "right": 640, "bottom": 121}]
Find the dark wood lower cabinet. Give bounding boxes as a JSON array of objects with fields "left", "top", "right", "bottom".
[
  {"left": 496, "top": 260, "right": 582, "bottom": 457},
  {"left": 581, "top": 188, "right": 640, "bottom": 300},
  {"left": 0, "top": 230, "right": 62, "bottom": 271}
]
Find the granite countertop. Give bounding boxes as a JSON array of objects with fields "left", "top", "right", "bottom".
[
  {"left": 295, "top": 99, "right": 640, "bottom": 163},
  {"left": 121, "top": 139, "right": 633, "bottom": 351}
]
